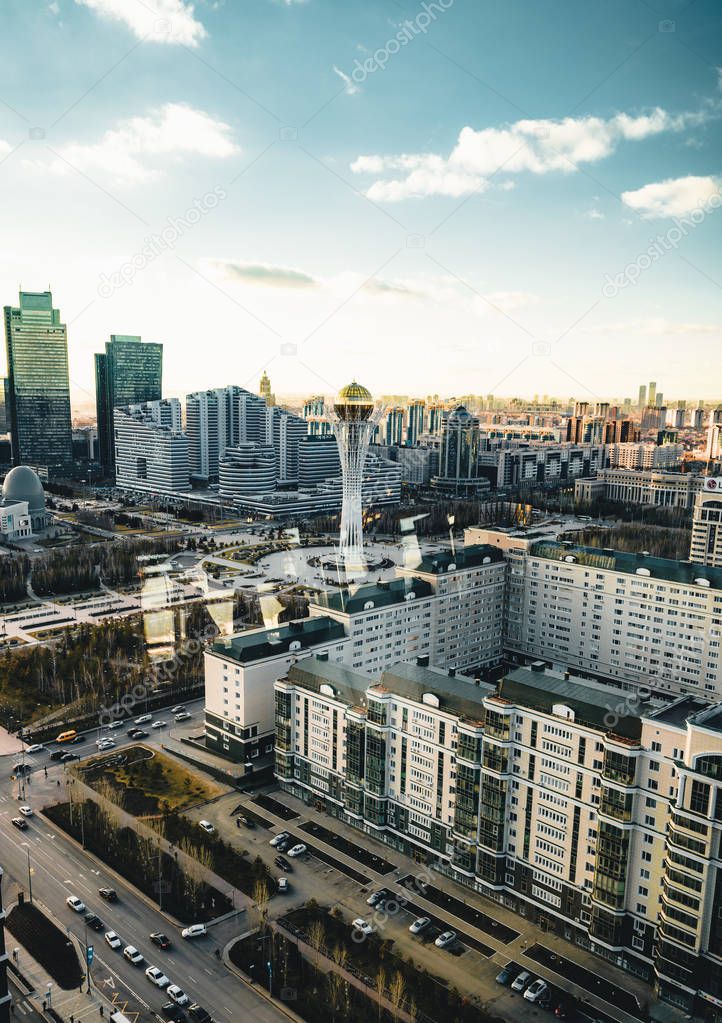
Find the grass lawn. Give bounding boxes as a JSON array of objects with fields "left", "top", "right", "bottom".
[{"left": 82, "top": 745, "right": 223, "bottom": 815}]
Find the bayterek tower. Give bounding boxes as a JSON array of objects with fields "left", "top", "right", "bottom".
[{"left": 330, "top": 381, "right": 380, "bottom": 574}]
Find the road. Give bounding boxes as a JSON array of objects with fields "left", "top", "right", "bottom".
[{"left": 0, "top": 719, "right": 286, "bottom": 1023}]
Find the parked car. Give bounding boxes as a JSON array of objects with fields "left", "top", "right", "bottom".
[
  {"left": 198, "top": 820, "right": 215, "bottom": 834},
  {"left": 150, "top": 932, "right": 172, "bottom": 950},
  {"left": 99, "top": 887, "right": 118, "bottom": 902},
  {"left": 434, "top": 930, "right": 457, "bottom": 949},
  {"left": 66, "top": 896, "right": 86, "bottom": 913},
  {"left": 167, "top": 985, "right": 190, "bottom": 1007},
  {"left": 123, "top": 946, "right": 144, "bottom": 965},
  {"left": 181, "top": 924, "right": 207, "bottom": 939},
  {"left": 366, "top": 889, "right": 388, "bottom": 907},
  {"left": 160, "top": 1004, "right": 185, "bottom": 1022},
  {"left": 238, "top": 816, "right": 255, "bottom": 829},
  {"left": 85, "top": 914, "right": 105, "bottom": 932},
  {"left": 146, "top": 966, "right": 170, "bottom": 988},
  {"left": 274, "top": 856, "right": 292, "bottom": 872},
  {"left": 175, "top": 712, "right": 191, "bottom": 722},
  {"left": 135, "top": 714, "right": 152, "bottom": 724},
  {"left": 187, "top": 1005, "right": 212, "bottom": 1023},
  {"left": 351, "top": 918, "right": 374, "bottom": 936},
  {"left": 11, "top": 817, "right": 28, "bottom": 830},
  {"left": 511, "top": 971, "right": 532, "bottom": 992},
  {"left": 277, "top": 877, "right": 289, "bottom": 893},
  {"left": 525, "top": 980, "right": 550, "bottom": 1004},
  {"left": 287, "top": 843, "right": 307, "bottom": 858},
  {"left": 19, "top": 806, "right": 33, "bottom": 817},
  {"left": 495, "top": 962, "right": 517, "bottom": 986},
  {"left": 409, "top": 916, "right": 431, "bottom": 935},
  {"left": 275, "top": 838, "right": 290, "bottom": 852},
  {"left": 25, "top": 744, "right": 44, "bottom": 754},
  {"left": 105, "top": 931, "right": 122, "bottom": 950},
  {"left": 269, "top": 831, "right": 290, "bottom": 848}
]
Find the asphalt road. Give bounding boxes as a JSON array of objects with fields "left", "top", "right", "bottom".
[{"left": 0, "top": 716, "right": 286, "bottom": 1023}]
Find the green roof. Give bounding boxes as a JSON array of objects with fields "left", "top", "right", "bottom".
[
  {"left": 498, "top": 665, "right": 653, "bottom": 740},
  {"left": 211, "top": 616, "right": 346, "bottom": 664},
  {"left": 315, "top": 576, "right": 433, "bottom": 614},
  {"left": 413, "top": 544, "right": 505, "bottom": 575},
  {"left": 530, "top": 539, "right": 722, "bottom": 590}
]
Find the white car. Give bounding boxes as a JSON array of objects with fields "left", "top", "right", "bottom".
[
  {"left": 524, "top": 980, "right": 549, "bottom": 1004},
  {"left": 511, "top": 970, "right": 532, "bottom": 992},
  {"left": 97, "top": 739, "right": 115, "bottom": 749},
  {"left": 409, "top": 916, "right": 431, "bottom": 935},
  {"left": 269, "top": 832, "right": 290, "bottom": 848},
  {"left": 108, "top": 721, "right": 125, "bottom": 730},
  {"left": 170, "top": 705, "right": 185, "bottom": 714},
  {"left": 105, "top": 931, "right": 122, "bottom": 950},
  {"left": 287, "top": 843, "right": 307, "bottom": 858},
  {"left": 278, "top": 877, "right": 289, "bottom": 894},
  {"left": 25, "top": 744, "right": 44, "bottom": 754},
  {"left": 181, "top": 924, "right": 207, "bottom": 939},
  {"left": 66, "top": 895, "right": 85, "bottom": 912},
  {"left": 351, "top": 918, "right": 374, "bottom": 936},
  {"left": 434, "top": 930, "right": 457, "bottom": 949},
  {"left": 198, "top": 820, "right": 215, "bottom": 834},
  {"left": 123, "top": 946, "right": 144, "bottom": 965},
  {"left": 167, "top": 985, "right": 190, "bottom": 1007},
  {"left": 135, "top": 714, "right": 152, "bottom": 724},
  {"left": 175, "top": 712, "right": 191, "bottom": 722},
  {"left": 151, "top": 721, "right": 166, "bottom": 729},
  {"left": 19, "top": 806, "right": 33, "bottom": 817},
  {"left": 145, "top": 966, "right": 170, "bottom": 988}
]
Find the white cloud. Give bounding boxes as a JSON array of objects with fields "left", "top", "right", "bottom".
[
  {"left": 212, "top": 261, "right": 320, "bottom": 289},
  {"left": 621, "top": 175, "right": 722, "bottom": 218},
  {"left": 74, "top": 0, "right": 207, "bottom": 46},
  {"left": 0, "top": 140, "right": 11, "bottom": 159},
  {"left": 482, "top": 291, "right": 538, "bottom": 312},
  {"left": 333, "top": 65, "right": 359, "bottom": 96},
  {"left": 585, "top": 208, "right": 605, "bottom": 220},
  {"left": 40, "top": 103, "right": 237, "bottom": 185},
  {"left": 351, "top": 107, "right": 711, "bottom": 201}
]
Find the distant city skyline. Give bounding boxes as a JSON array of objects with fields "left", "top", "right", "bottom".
[{"left": 1, "top": 1, "right": 721, "bottom": 403}]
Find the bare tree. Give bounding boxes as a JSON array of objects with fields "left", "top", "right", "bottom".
[
  {"left": 389, "top": 971, "right": 406, "bottom": 1022},
  {"left": 306, "top": 919, "right": 326, "bottom": 975},
  {"left": 375, "top": 967, "right": 387, "bottom": 1023},
  {"left": 252, "top": 880, "right": 270, "bottom": 934}
]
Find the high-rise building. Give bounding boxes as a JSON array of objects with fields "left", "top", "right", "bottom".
[
  {"left": 259, "top": 371, "right": 275, "bottom": 406},
  {"left": 648, "top": 380, "right": 657, "bottom": 406},
  {"left": 638, "top": 384, "right": 647, "bottom": 409},
  {"left": 331, "top": 381, "right": 378, "bottom": 572},
  {"left": 693, "top": 407, "right": 705, "bottom": 431},
  {"left": 4, "top": 290, "right": 72, "bottom": 471},
  {"left": 298, "top": 434, "right": 341, "bottom": 488},
  {"left": 186, "top": 385, "right": 268, "bottom": 484},
  {"left": 114, "top": 399, "right": 188, "bottom": 494},
  {"left": 384, "top": 407, "right": 404, "bottom": 446},
  {"left": 267, "top": 405, "right": 307, "bottom": 484},
  {"left": 690, "top": 480, "right": 722, "bottom": 567},
  {"left": 405, "top": 399, "right": 425, "bottom": 446},
  {"left": 427, "top": 403, "right": 445, "bottom": 435},
  {"left": 218, "top": 443, "right": 276, "bottom": 498},
  {"left": 95, "top": 334, "right": 163, "bottom": 475},
  {"left": 434, "top": 405, "right": 481, "bottom": 492}
]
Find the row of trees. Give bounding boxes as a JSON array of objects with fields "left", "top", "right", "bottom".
[{"left": 560, "top": 521, "right": 692, "bottom": 560}]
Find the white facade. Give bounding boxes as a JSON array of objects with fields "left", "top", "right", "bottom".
[
  {"left": 114, "top": 400, "right": 189, "bottom": 494},
  {"left": 575, "top": 468, "right": 703, "bottom": 508},
  {"left": 690, "top": 482, "right": 722, "bottom": 567}
]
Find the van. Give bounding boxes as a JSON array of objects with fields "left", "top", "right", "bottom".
[{"left": 56, "top": 729, "right": 78, "bottom": 744}]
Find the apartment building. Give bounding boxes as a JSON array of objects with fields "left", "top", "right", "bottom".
[
  {"left": 479, "top": 443, "right": 605, "bottom": 490},
  {"left": 113, "top": 399, "right": 189, "bottom": 494},
  {"left": 204, "top": 617, "right": 349, "bottom": 761},
  {"left": 690, "top": 483, "right": 722, "bottom": 568},
  {"left": 606, "top": 442, "right": 683, "bottom": 471},
  {"left": 274, "top": 657, "right": 722, "bottom": 1016},
  {"left": 468, "top": 528, "right": 722, "bottom": 701},
  {"left": 575, "top": 469, "right": 703, "bottom": 509}
]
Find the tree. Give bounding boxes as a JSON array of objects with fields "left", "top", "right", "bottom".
[
  {"left": 388, "top": 971, "right": 407, "bottom": 1023},
  {"left": 252, "top": 880, "right": 270, "bottom": 933},
  {"left": 375, "top": 967, "right": 387, "bottom": 1023},
  {"left": 306, "top": 918, "right": 326, "bottom": 976}
]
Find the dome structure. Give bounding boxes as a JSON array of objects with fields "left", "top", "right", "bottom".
[
  {"left": 448, "top": 404, "right": 473, "bottom": 423},
  {"left": 2, "top": 465, "right": 46, "bottom": 513},
  {"left": 334, "top": 381, "right": 374, "bottom": 421}
]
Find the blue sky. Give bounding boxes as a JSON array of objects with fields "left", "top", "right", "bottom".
[{"left": 0, "top": 0, "right": 721, "bottom": 408}]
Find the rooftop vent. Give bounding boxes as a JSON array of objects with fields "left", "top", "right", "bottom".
[
  {"left": 448, "top": 667, "right": 456, "bottom": 678},
  {"left": 417, "top": 654, "right": 430, "bottom": 667},
  {"left": 531, "top": 660, "right": 546, "bottom": 673},
  {"left": 317, "top": 651, "right": 329, "bottom": 662}
]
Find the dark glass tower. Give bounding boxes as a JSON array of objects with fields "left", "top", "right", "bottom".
[
  {"left": 4, "top": 290, "right": 73, "bottom": 471},
  {"left": 95, "top": 334, "right": 163, "bottom": 475}
]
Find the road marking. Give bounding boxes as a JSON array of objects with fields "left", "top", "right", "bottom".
[
  {"left": 188, "top": 976, "right": 198, "bottom": 983},
  {"left": 204, "top": 968, "right": 213, "bottom": 975}
]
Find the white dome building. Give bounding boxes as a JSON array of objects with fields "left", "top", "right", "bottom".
[{"left": 0, "top": 465, "right": 52, "bottom": 540}]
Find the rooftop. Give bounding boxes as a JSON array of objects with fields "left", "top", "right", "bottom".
[
  {"left": 311, "top": 576, "right": 434, "bottom": 614},
  {"left": 407, "top": 543, "right": 505, "bottom": 575},
  {"left": 210, "top": 616, "right": 346, "bottom": 664},
  {"left": 530, "top": 538, "right": 722, "bottom": 590},
  {"left": 497, "top": 664, "right": 659, "bottom": 740},
  {"left": 645, "top": 696, "right": 711, "bottom": 729}
]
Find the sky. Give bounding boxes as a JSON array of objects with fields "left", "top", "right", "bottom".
[{"left": 0, "top": 0, "right": 721, "bottom": 410}]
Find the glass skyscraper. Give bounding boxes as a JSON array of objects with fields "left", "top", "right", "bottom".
[
  {"left": 95, "top": 334, "right": 163, "bottom": 475},
  {"left": 3, "top": 290, "right": 73, "bottom": 470}
]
